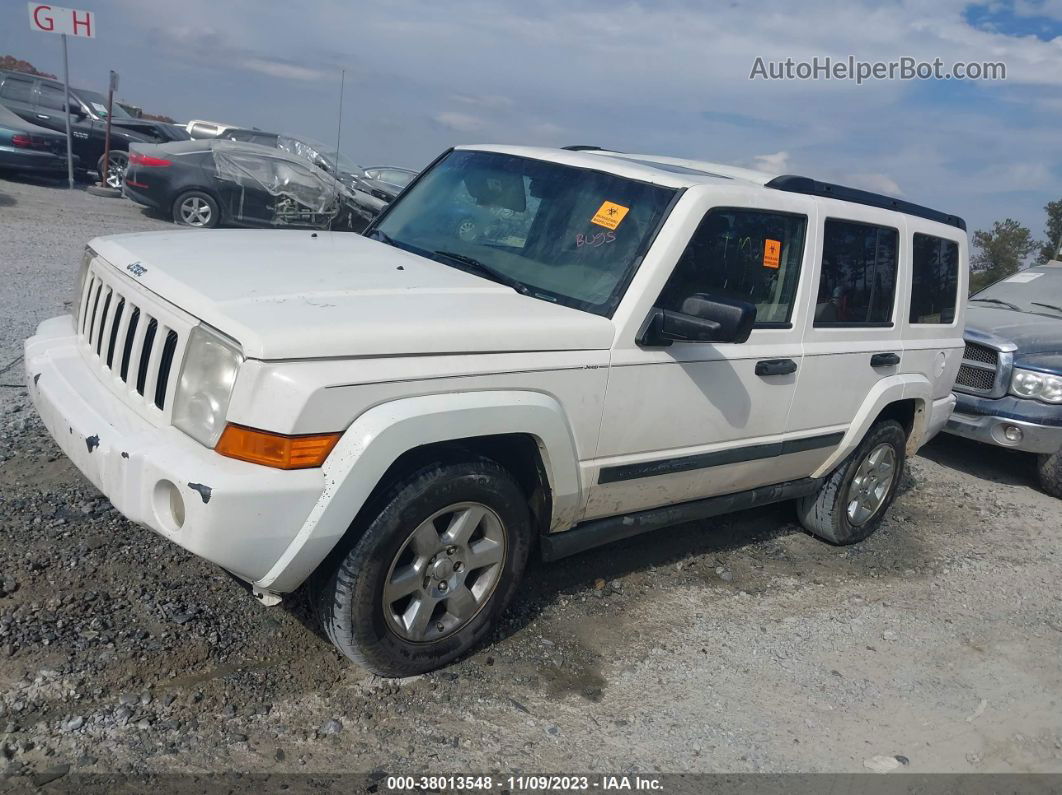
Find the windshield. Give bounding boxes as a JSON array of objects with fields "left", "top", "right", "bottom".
[
  {"left": 971, "top": 266, "right": 1062, "bottom": 317},
  {"left": 371, "top": 150, "right": 677, "bottom": 316},
  {"left": 73, "top": 88, "right": 132, "bottom": 119},
  {"left": 278, "top": 135, "right": 365, "bottom": 178}
]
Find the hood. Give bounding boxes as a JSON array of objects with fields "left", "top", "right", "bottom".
[
  {"left": 90, "top": 230, "right": 616, "bottom": 360},
  {"left": 965, "top": 305, "right": 1062, "bottom": 357}
]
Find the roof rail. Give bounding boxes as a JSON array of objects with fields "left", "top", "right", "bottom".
[
  {"left": 766, "top": 175, "right": 965, "bottom": 231},
  {"left": 562, "top": 145, "right": 613, "bottom": 152}
]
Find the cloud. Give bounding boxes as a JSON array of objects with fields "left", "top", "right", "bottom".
[
  {"left": 240, "top": 57, "right": 328, "bottom": 82},
  {"left": 432, "top": 111, "right": 485, "bottom": 132},
  {"left": 751, "top": 151, "right": 790, "bottom": 173},
  {"left": 451, "top": 94, "right": 514, "bottom": 110}
]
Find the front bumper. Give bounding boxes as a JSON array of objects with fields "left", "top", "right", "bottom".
[
  {"left": 945, "top": 392, "right": 1062, "bottom": 454},
  {"left": 24, "top": 315, "right": 324, "bottom": 584}
]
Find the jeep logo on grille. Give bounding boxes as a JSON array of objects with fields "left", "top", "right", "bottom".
[{"left": 127, "top": 262, "right": 147, "bottom": 277}]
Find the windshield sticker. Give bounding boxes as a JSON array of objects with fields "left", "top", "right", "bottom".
[
  {"left": 763, "top": 239, "right": 781, "bottom": 269},
  {"left": 90, "top": 102, "right": 108, "bottom": 116},
  {"left": 1005, "top": 272, "right": 1042, "bottom": 283},
  {"left": 577, "top": 231, "right": 616, "bottom": 248},
  {"left": 591, "top": 201, "right": 630, "bottom": 230}
]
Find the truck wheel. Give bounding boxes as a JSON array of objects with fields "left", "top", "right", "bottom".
[
  {"left": 1036, "top": 451, "right": 1062, "bottom": 498},
  {"left": 172, "top": 191, "right": 219, "bottom": 228},
  {"left": 315, "top": 457, "right": 532, "bottom": 676},
  {"left": 97, "top": 150, "right": 128, "bottom": 189},
  {"left": 797, "top": 420, "right": 907, "bottom": 545}
]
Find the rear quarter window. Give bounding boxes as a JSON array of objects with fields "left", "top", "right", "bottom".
[
  {"left": 0, "top": 76, "right": 34, "bottom": 103},
  {"left": 910, "top": 233, "right": 959, "bottom": 324}
]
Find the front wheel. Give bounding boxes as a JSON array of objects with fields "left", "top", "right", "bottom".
[
  {"left": 1037, "top": 450, "right": 1062, "bottom": 498},
  {"left": 314, "top": 457, "right": 532, "bottom": 676},
  {"left": 797, "top": 420, "right": 907, "bottom": 544}
]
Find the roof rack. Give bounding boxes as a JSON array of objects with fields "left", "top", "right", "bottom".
[
  {"left": 766, "top": 175, "right": 965, "bottom": 231},
  {"left": 562, "top": 145, "right": 613, "bottom": 152}
]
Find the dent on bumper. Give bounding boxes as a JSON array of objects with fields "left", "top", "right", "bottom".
[
  {"left": 945, "top": 410, "right": 1062, "bottom": 454},
  {"left": 24, "top": 315, "right": 324, "bottom": 583}
]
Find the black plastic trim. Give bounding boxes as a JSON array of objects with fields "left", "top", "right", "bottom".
[
  {"left": 766, "top": 174, "right": 966, "bottom": 230},
  {"left": 597, "top": 431, "right": 844, "bottom": 484},
  {"left": 540, "top": 477, "right": 821, "bottom": 561}
]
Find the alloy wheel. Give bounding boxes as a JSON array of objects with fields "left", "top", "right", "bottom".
[
  {"left": 846, "top": 443, "right": 897, "bottom": 526},
  {"left": 382, "top": 502, "right": 507, "bottom": 643},
  {"left": 179, "top": 196, "right": 213, "bottom": 227}
]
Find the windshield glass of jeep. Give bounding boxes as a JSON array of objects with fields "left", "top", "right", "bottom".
[
  {"left": 371, "top": 150, "right": 677, "bottom": 316},
  {"left": 972, "top": 266, "right": 1062, "bottom": 318}
]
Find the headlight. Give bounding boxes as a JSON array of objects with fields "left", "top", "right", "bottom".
[
  {"left": 172, "top": 325, "right": 243, "bottom": 447},
  {"left": 1010, "top": 368, "right": 1062, "bottom": 404},
  {"left": 71, "top": 247, "right": 93, "bottom": 323}
]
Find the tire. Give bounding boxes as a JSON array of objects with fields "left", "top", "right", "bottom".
[
  {"left": 455, "top": 217, "right": 478, "bottom": 241},
  {"left": 797, "top": 420, "right": 907, "bottom": 545},
  {"left": 314, "top": 457, "right": 532, "bottom": 677},
  {"left": 97, "top": 150, "right": 128, "bottom": 189},
  {"left": 172, "top": 190, "right": 220, "bottom": 228},
  {"left": 1037, "top": 450, "right": 1062, "bottom": 498}
]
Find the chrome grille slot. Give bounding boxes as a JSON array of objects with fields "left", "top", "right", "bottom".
[
  {"left": 75, "top": 258, "right": 193, "bottom": 423},
  {"left": 953, "top": 337, "right": 1010, "bottom": 398},
  {"left": 955, "top": 365, "right": 995, "bottom": 392},
  {"left": 963, "top": 342, "right": 997, "bottom": 365}
]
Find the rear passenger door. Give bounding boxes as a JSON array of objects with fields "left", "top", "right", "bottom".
[
  {"left": 0, "top": 73, "right": 38, "bottom": 123},
  {"left": 788, "top": 212, "right": 905, "bottom": 461}
]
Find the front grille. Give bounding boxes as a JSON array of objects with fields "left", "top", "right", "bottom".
[
  {"left": 963, "top": 342, "right": 998, "bottom": 365},
  {"left": 77, "top": 271, "right": 181, "bottom": 412},
  {"left": 955, "top": 364, "right": 996, "bottom": 392}
]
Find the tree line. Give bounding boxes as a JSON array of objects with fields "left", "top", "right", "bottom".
[{"left": 971, "top": 199, "right": 1062, "bottom": 292}]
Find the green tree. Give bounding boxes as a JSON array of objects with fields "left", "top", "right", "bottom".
[
  {"left": 971, "top": 218, "right": 1038, "bottom": 291},
  {"left": 0, "top": 55, "right": 56, "bottom": 79},
  {"left": 1037, "top": 199, "right": 1062, "bottom": 264}
]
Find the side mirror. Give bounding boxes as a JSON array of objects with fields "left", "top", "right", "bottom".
[
  {"left": 68, "top": 103, "right": 86, "bottom": 119},
  {"left": 637, "top": 294, "right": 756, "bottom": 346}
]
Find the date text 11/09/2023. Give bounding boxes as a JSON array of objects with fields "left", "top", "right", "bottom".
[{"left": 385, "top": 775, "right": 664, "bottom": 792}]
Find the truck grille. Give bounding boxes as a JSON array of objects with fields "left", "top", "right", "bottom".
[
  {"left": 954, "top": 341, "right": 1005, "bottom": 397},
  {"left": 77, "top": 263, "right": 189, "bottom": 417}
]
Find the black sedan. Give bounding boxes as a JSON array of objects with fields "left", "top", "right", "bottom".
[
  {"left": 123, "top": 139, "right": 380, "bottom": 231},
  {"left": 0, "top": 103, "right": 77, "bottom": 177}
]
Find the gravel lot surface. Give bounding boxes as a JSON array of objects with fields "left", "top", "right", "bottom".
[{"left": 0, "top": 176, "right": 1060, "bottom": 784}]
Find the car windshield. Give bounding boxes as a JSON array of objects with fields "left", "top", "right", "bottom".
[
  {"left": 73, "top": 88, "right": 132, "bottom": 119},
  {"left": 971, "top": 266, "right": 1062, "bottom": 317},
  {"left": 278, "top": 135, "right": 366, "bottom": 178},
  {"left": 371, "top": 150, "right": 677, "bottom": 316}
]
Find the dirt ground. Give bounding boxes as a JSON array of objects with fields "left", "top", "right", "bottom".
[{"left": 0, "top": 175, "right": 1060, "bottom": 784}]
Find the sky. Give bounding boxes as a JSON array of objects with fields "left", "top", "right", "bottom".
[{"left": 4, "top": 0, "right": 1061, "bottom": 241}]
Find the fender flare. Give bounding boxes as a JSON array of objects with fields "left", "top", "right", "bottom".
[
  {"left": 811, "top": 375, "right": 931, "bottom": 478},
  {"left": 258, "top": 390, "right": 583, "bottom": 592}
]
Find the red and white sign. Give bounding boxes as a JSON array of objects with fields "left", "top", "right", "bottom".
[{"left": 27, "top": 4, "right": 95, "bottom": 38}]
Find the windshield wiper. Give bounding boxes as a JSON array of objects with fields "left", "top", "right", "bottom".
[
  {"left": 366, "top": 228, "right": 394, "bottom": 245},
  {"left": 970, "top": 297, "right": 1022, "bottom": 311},
  {"left": 1030, "top": 301, "right": 1062, "bottom": 314},
  {"left": 433, "top": 250, "right": 530, "bottom": 295}
]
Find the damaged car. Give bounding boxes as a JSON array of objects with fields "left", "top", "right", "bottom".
[{"left": 122, "top": 139, "right": 380, "bottom": 231}]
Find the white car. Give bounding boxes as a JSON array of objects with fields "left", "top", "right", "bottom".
[{"left": 24, "top": 145, "right": 967, "bottom": 676}]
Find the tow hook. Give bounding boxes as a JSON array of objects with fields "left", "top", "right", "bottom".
[{"left": 252, "top": 586, "right": 282, "bottom": 607}]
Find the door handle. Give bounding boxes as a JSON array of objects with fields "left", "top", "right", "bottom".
[
  {"left": 871, "top": 352, "right": 901, "bottom": 367},
  {"left": 36, "top": 114, "right": 50, "bottom": 119},
  {"left": 755, "top": 358, "right": 798, "bottom": 377}
]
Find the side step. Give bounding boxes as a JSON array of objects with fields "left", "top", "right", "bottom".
[{"left": 540, "top": 477, "right": 820, "bottom": 561}]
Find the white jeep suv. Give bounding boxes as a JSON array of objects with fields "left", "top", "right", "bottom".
[{"left": 25, "top": 145, "right": 967, "bottom": 675}]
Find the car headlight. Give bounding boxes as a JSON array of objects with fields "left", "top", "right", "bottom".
[
  {"left": 71, "top": 247, "right": 93, "bottom": 323},
  {"left": 1010, "top": 368, "right": 1062, "bottom": 404},
  {"left": 172, "top": 325, "right": 243, "bottom": 447}
]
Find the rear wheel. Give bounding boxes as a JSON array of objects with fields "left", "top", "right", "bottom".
[
  {"left": 1037, "top": 450, "right": 1062, "bottom": 498},
  {"left": 314, "top": 457, "right": 532, "bottom": 677},
  {"left": 97, "top": 150, "right": 128, "bottom": 189},
  {"left": 172, "top": 190, "right": 219, "bottom": 228},
  {"left": 797, "top": 420, "right": 907, "bottom": 544}
]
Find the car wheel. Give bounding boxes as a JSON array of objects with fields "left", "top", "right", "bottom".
[
  {"left": 456, "top": 217, "right": 478, "bottom": 241},
  {"left": 97, "top": 150, "right": 128, "bottom": 189},
  {"left": 797, "top": 420, "right": 907, "bottom": 545},
  {"left": 314, "top": 456, "right": 532, "bottom": 677},
  {"left": 172, "top": 191, "right": 219, "bottom": 228},
  {"left": 1036, "top": 450, "right": 1062, "bottom": 498}
]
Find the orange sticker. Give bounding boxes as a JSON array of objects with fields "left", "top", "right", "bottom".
[
  {"left": 591, "top": 201, "right": 630, "bottom": 230},
  {"left": 763, "top": 238, "right": 781, "bottom": 269}
]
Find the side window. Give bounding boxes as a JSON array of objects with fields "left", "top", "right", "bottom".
[
  {"left": 815, "top": 219, "right": 898, "bottom": 326},
  {"left": 910, "top": 233, "right": 959, "bottom": 324},
  {"left": 657, "top": 208, "right": 807, "bottom": 325},
  {"left": 37, "top": 83, "right": 67, "bottom": 111},
  {"left": 0, "top": 76, "right": 34, "bottom": 103}
]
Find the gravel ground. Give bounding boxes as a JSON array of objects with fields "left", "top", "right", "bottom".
[{"left": 0, "top": 175, "right": 1060, "bottom": 784}]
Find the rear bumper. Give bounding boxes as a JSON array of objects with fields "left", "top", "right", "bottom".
[
  {"left": 945, "top": 392, "right": 1062, "bottom": 454},
  {"left": 122, "top": 181, "right": 164, "bottom": 211},
  {"left": 0, "top": 146, "right": 78, "bottom": 173},
  {"left": 24, "top": 315, "right": 324, "bottom": 584}
]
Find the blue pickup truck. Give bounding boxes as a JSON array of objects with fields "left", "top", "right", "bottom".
[{"left": 946, "top": 259, "right": 1062, "bottom": 497}]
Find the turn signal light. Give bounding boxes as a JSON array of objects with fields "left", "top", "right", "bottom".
[{"left": 215, "top": 424, "right": 341, "bottom": 469}]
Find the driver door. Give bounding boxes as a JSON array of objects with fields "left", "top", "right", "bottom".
[{"left": 586, "top": 202, "right": 821, "bottom": 519}]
